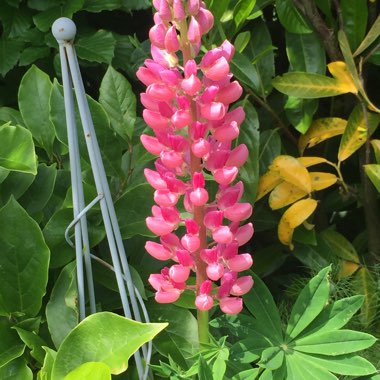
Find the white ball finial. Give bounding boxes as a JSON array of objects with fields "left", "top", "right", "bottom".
[{"left": 52, "top": 17, "right": 77, "bottom": 42}]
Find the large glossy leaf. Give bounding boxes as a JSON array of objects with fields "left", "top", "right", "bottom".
[
  {"left": 286, "top": 31, "right": 325, "bottom": 73},
  {"left": 354, "top": 267, "right": 378, "bottom": 326},
  {"left": 295, "top": 351, "right": 376, "bottom": 376},
  {"left": 294, "top": 330, "right": 376, "bottom": 355},
  {"left": 286, "top": 266, "right": 330, "bottom": 340},
  {"left": 19, "top": 163, "right": 57, "bottom": 218},
  {"left": 338, "top": 105, "right": 380, "bottom": 162},
  {"left": 275, "top": 0, "right": 312, "bottom": 33},
  {"left": 76, "top": 31, "right": 116, "bottom": 64},
  {"left": 0, "top": 123, "right": 36, "bottom": 174},
  {"left": 0, "top": 357, "right": 33, "bottom": 380},
  {"left": 341, "top": 0, "right": 367, "bottom": 51},
  {"left": 0, "top": 198, "right": 50, "bottom": 317},
  {"left": 147, "top": 303, "right": 199, "bottom": 369},
  {"left": 237, "top": 101, "right": 260, "bottom": 201},
  {"left": 18, "top": 65, "right": 55, "bottom": 156},
  {"left": 46, "top": 262, "right": 78, "bottom": 349},
  {"left": 99, "top": 66, "right": 136, "bottom": 142},
  {"left": 51, "top": 312, "right": 167, "bottom": 379},
  {"left": 64, "top": 362, "right": 111, "bottom": 380},
  {"left": 0, "top": 318, "right": 25, "bottom": 367},
  {"left": 244, "top": 272, "right": 283, "bottom": 343},
  {"left": 115, "top": 183, "right": 154, "bottom": 238},
  {"left": 272, "top": 72, "right": 350, "bottom": 98}
]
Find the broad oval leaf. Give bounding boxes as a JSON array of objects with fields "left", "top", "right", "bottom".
[
  {"left": 286, "top": 266, "right": 331, "bottom": 339},
  {"left": 271, "top": 155, "right": 312, "bottom": 193},
  {"left": 64, "top": 362, "right": 111, "bottom": 380},
  {"left": 299, "top": 118, "right": 347, "bottom": 154},
  {"left": 0, "top": 124, "right": 37, "bottom": 174},
  {"left": 272, "top": 72, "right": 350, "bottom": 98},
  {"left": 269, "top": 181, "right": 307, "bottom": 210},
  {"left": 51, "top": 312, "right": 167, "bottom": 380},
  {"left": 275, "top": 0, "right": 312, "bottom": 34},
  {"left": 310, "top": 172, "right": 338, "bottom": 191},
  {"left": 18, "top": 65, "right": 55, "bottom": 156},
  {"left": 294, "top": 329, "right": 376, "bottom": 355},
  {"left": 0, "top": 197, "right": 50, "bottom": 317},
  {"left": 338, "top": 105, "right": 380, "bottom": 161},
  {"left": 320, "top": 229, "right": 360, "bottom": 263},
  {"left": 364, "top": 164, "right": 380, "bottom": 192},
  {"left": 99, "top": 66, "right": 136, "bottom": 142}
]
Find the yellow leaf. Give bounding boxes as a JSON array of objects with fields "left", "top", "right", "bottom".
[
  {"left": 327, "top": 61, "right": 358, "bottom": 94},
  {"left": 278, "top": 198, "right": 318, "bottom": 249},
  {"left": 256, "top": 170, "right": 282, "bottom": 201},
  {"left": 297, "top": 156, "right": 328, "bottom": 167},
  {"left": 269, "top": 182, "right": 307, "bottom": 210},
  {"left": 354, "top": 267, "right": 378, "bottom": 326},
  {"left": 271, "top": 155, "right": 312, "bottom": 193},
  {"left": 337, "top": 260, "right": 360, "bottom": 280},
  {"left": 338, "top": 105, "right": 380, "bottom": 162},
  {"left": 310, "top": 172, "right": 338, "bottom": 191},
  {"left": 298, "top": 118, "right": 347, "bottom": 154}
]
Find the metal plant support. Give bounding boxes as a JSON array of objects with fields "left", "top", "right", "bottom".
[{"left": 52, "top": 17, "right": 151, "bottom": 380}]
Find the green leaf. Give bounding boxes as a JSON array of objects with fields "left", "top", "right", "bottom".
[
  {"left": 285, "top": 97, "right": 318, "bottom": 133},
  {"left": 0, "top": 37, "right": 24, "bottom": 76},
  {"left": 235, "top": 31, "right": 251, "bottom": 53},
  {"left": 198, "top": 356, "right": 213, "bottom": 380},
  {"left": 272, "top": 72, "right": 350, "bottom": 98},
  {"left": 244, "top": 272, "right": 283, "bottom": 343},
  {"left": 371, "top": 139, "right": 380, "bottom": 164},
  {"left": 354, "top": 14, "right": 380, "bottom": 57},
  {"left": 320, "top": 229, "right": 360, "bottom": 263},
  {"left": 364, "top": 164, "right": 380, "bottom": 192},
  {"left": 76, "top": 31, "right": 116, "bottom": 64},
  {"left": 19, "top": 163, "right": 57, "bottom": 218},
  {"left": 19, "top": 46, "right": 50, "bottom": 66},
  {"left": 64, "top": 362, "right": 111, "bottom": 380},
  {"left": 258, "top": 129, "right": 281, "bottom": 175},
  {"left": 115, "top": 183, "right": 154, "bottom": 238},
  {"left": 0, "top": 357, "right": 33, "bottom": 380},
  {"left": 83, "top": 0, "right": 122, "bottom": 12},
  {"left": 231, "top": 368, "right": 260, "bottom": 380},
  {"left": 0, "top": 198, "right": 50, "bottom": 317},
  {"left": 0, "top": 107, "right": 23, "bottom": 125},
  {"left": 233, "top": 0, "right": 257, "bottom": 30},
  {"left": 341, "top": 0, "right": 368, "bottom": 51},
  {"left": 12, "top": 327, "right": 46, "bottom": 364},
  {"left": 299, "top": 295, "right": 364, "bottom": 337},
  {"left": 18, "top": 65, "right": 55, "bottom": 156},
  {"left": 147, "top": 303, "right": 199, "bottom": 369},
  {"left": 38, "top": 347, "right": 57, "bottom": 380},
  {"left": 33, "top": 0, "right": 85, "bottom": 32},
  {"left": 0, "top": 124, "right": 37, "bottom": 174},
  {"left": 0, "top": 4, "right": 33, "bottom": 38},
  {"left": 0, "top": 171, "right": 35, "bottom": 203},
  {"left": 275, "top": 0, "right": 312, "bottom": 34},
  {"left": 295, "top": 351, "right": 376, "bottom": 376},
  {"left": 259, "top": 346, "right": 284, "bottom": 370},
  {"left": 99, "top": 66, "right": 136, "bottom": 141},
  {"left": 354, "top": 267, "right": 378, "bottom": 326},
  {"left": 294, "top": 330, "right": 376, "bottom": 355},
  {"left": 46, "top": 262, "right": 78, "bottom": 349},
  {"left": 338, "top": 105, "right": 380, "bottom": 162},
  {"left": 231, "top": 51, "right": 261, "bottom": 93},
  {"left": 51, "top": 312, "right": 167, "bottom": 379},
  {"left": 286, "top": 351, "right": 339, "bottom": 380},
  {"left": 238, "top": 101, "right": 260, "bottom": 201},
  {"left": 286, "top": 31, "right": 325, "bottom": 73},
  {"left": 286, "top": 266, "right": 331, "bottom": 340},
  {"left": 0, "top": 318, "right": 25, "bottom": 367}
]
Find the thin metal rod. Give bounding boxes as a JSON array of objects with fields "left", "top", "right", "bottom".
[{"left": 64, "top": 43, "right": 145, "bottom": 378}]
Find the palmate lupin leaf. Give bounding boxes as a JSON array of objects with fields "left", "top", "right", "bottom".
[{"left": 219, "top": 266, "right": 377, "bottom": 379}]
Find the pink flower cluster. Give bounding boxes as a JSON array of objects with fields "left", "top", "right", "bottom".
[{"left": 137, "top": 0, "right": 254, "bottom": 315}]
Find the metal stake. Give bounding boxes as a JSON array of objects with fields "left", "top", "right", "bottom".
[{"left": 52, "top": 17, "right": 150, "bottom": 380}]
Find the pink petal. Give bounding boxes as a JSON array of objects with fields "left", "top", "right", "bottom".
[
  {"left": 224, "top": 203, "right": 252, "bottom": 222},
  {"left": 203, "top": 56, "right": 229, "bottom": 81},
  {"left": 155, "top": 289, "right": 181, "bottom": 303},
  {"left": 226, "top": 144, "right": 249, "bottom": 167},
  {"left": 213, "top": 166, "right": 238, "bottom": 185},
  {"left": 212, "top": 225, "right": 234, "bottom": 244},
  {"left": 231, "top": 276, "right": 254, "bottom": 296},
  {"left": 154, "top": 189, "right": 179, "bottom": 207},
  {"left": 169, "top": 264, "right": 190, "bottom": 283},
  {"left": 213, "top": 121, "right": 239, "bottom": 142},
  {"left": 149, "top": 23, "right": 166, "bottom": 48},
  {"left": 206, "top": 262, "right": 225, "bottom": 281},
  {"left": 165, "top": 25, "right": 180, "bottom": 53},
  {"left": 144, "top": 168, "right": 167, "bottom": 189},
  {"left": 145, "top": 241, "right": 172, "bottom": 260},
  {"left": 188, "top": 16, "right": 201, "bottom": 44},
  {"left": 200, "top": 102, "right": 226, "bottom": 120},
  {"left": 140, "top": 134, "right": 165, "bottom": 155},
  {"left": 195, "top": 294, "right": 214, "bottom": 311},
  {"left": 215, "top": 81, "right": 243, "bottom": 104},
  {"left": 146, "top": 217, "right": 174, "bottom": 235},
  {"left": 189, "top": 188, "right": 209, "bottom": 206},
  {"left": 235, "top": 223, "right": 254, "bottom": 246},
  {"left": 219, "top": 297, "right": 243, "bottom": 314},
  {"left": 227, "top": 253, "right": 253, "bottom": 272}
]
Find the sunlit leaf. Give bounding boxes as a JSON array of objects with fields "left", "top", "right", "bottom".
[
  {"left": 338, "top": 105, "right": 380, "bottom": 162},
  {"left": 310, "top": 172, "right": 338, "bottom": 191},
  {"left": 364, "top": 164, "right": 380, "bottom": 192},
  {"left": 299, "top": 118, "right": 347, "bottom": 154},
  {"left": 297, "top": 156, "right": 328, "bottom": 167},
  {"left": 256, "top": 171, "right": 282, "bottom": 201},
  {"left": 327, "top": 61, "right": 358, "bottom": 94},
  {"left": 269, "top": 181, "right": 307, "bottom": 210},
  {"left": 337, "top": 260, "right": 361, "bottom": 280}
]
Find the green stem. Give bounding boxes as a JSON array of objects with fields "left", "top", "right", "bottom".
[{"left": 197, "top": 310, "right": 209, "bottom": 346}]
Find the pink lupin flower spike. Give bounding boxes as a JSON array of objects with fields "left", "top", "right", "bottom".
[{"left": 139, "top": 0, "right": 254, "bottom": 315}]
